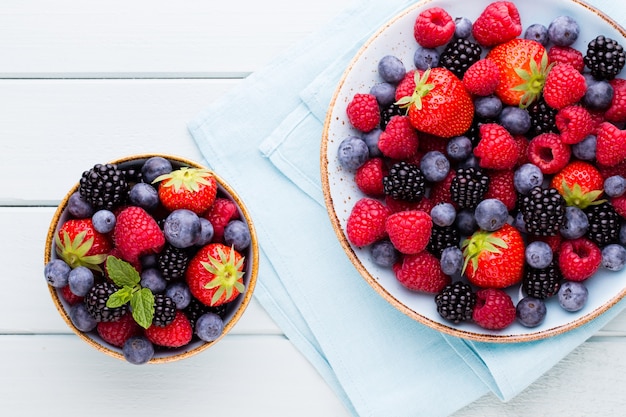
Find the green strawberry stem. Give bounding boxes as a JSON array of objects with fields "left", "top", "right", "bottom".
[
  {"left": 561, "top": 181, "right": 605, "bottom": 209},
  {"left": 152, "top": 167, "right": 213, "bottom": 192},
  {"left": 511, "top": 51, "right": 552, "bottom": 108},
  {"left": 461, "top": 230, "right": 508, "bottom": 275},
  {"left": 55, "top": 230, "right": 107, "bottom": 272},
  {"left": 201, "top": 245, "right": 245, "bottom": 306},
  {"left": 395, "top": 69, "right": 435, "bottom": 112}
]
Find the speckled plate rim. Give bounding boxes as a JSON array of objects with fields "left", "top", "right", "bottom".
[
  {"left": 321, "top": 0, "right": 626, "bottom": 343},
  {"left": 44, "top": 154, "right": 259, "bottom": 363}
]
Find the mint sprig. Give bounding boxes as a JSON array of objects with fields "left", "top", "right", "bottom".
[{"left": 105, "top": 256, "right": 154, "bottom": 329}]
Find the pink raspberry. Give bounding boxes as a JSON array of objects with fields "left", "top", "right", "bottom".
[
  {"left": 346, "top": 93, "right": 380, "bottom": 132},
  {"left": 472, "top": 1, "right": 522, "bottom": 47},
  {"left": 413, "top": 7, "right": 455, "bottom": 48},
  {"left": 548, "top": 45, "right": 584, "bottom": 72},
  {"left": 472, "top": 288, "right": 516, "bottom": 330},
  {"left": 354, "top": 157, "right": 387, "bottom": 197},
  {"left": 346, "top": 198, "right": 391, "bottom": 247},
  {"left": 463, "top": 58, "right": 500, "bottom": 96},
  {"left": 394, "top": 251, "right": 451, "bottom": 294},
  {"left": 555, "top": 105, "right": 593, "bottom": 145},
  {"left": 378, "top": 115, "right": 420, "bottom": 160},
  {"left": 527, "top": 132, "right": 571, "bottom": 174}
]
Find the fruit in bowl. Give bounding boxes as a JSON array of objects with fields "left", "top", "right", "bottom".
[{"left": 44, "top": 154, "right": 258, "bottom": 364}]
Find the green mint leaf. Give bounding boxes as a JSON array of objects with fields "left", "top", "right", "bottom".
[
  {"left": 130, "top": 288, "right": 155, "bottom": 329},
  {"left": 106, "top": 256, "right": 141, "bottom": 288},
  {"left": 106, "top": 287, "right": 134, "bottom": 308}
]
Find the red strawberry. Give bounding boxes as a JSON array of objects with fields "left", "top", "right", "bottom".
[
  {"left": 55, "top": 218, "right": 112, "bottom": 271},
  {"left": 113, "top": 206, "right": 165, "bottom": 266},
  {"left": 527, "top": 132, "right": 571, "bottom": 174},
  {"left": 605, "top": 78, "right": 626, "bottom": 123},
  {"left": 472, "top": 288, "right": 516, "bottom": 330},
  {"left": 413, "top": 7, "right": 455, "bottom": 48},
  {"left": 394, "top": 251, "right": 451, "bottom": 293},
  {"left": 354, "top": 158, "right": 387, "bottom": 197},
  {"left": 474, "top": 123, "right": 520, "bottom": 170},
  {"left": 203, "top": 197, "right": 239, "bottom": 242},
  {"left": 396, "top": 68, "right": 474, "bottom": 138},
  {"left": 472, "top": 1, "right": 522, "bottom": 47},
  {"left": 484, "top": 169, "right": 517, "bottom": 211},
  {"left": 462, "top": 58, "right": 500, "bottom": 96},
  {"left": 153, "top": 167, "right": 218, "bottom": 215},
  {"left": 548, "top": 45, "right": 584, "bottom": 72},
  {"left": 377, "top": 115, "right": 419, "bottom": 160},
  {"left": 596, "top": 122, "right": 626, "bottom": 167},
  {"left": 145, "top": 311, "right": 192, "bottom": 348},
  {"left": 186, "top": 243, "right": 246, "bottom": 307},
  {"left": 97, "top": 312, "right": 142, "bottom": 347},
  {"left": 346, "top": 198, "right": 390, "bottom": 247},
  {"left": 555, "top": 105, "right": 593, "bottom": 145},
  {"left": 462, "top": 223, "right": 525, "bottom": 288},
  {"left": 346, "top": 93, "right": 380, "bottom": 133},
  {"left": 550, "top": 160, "right": 604, "bottom": 208},
  {"left": 543, "top": 63, "right": 587, "bottom": 109},
  {"left": 558, "top": 238, "right": 602, "bottom": 281},
  {"left": 385, "top": 210, "right": 432, "bottom": 254}
]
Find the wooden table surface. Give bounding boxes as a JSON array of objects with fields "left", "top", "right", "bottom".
[{"left": 2, "top": 1, "right": 626, "bottom": 416}]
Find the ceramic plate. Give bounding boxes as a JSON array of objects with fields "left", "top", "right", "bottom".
[{"left": 321, "top": 0, "right": 626, "bottom": 342}]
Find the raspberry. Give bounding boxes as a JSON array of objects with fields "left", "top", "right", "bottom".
[
  {"left": 513, "top": 135, "right": 530, "bottom": 166},
  {"left": 472, "top": 1, "right": 522, "bottom": 47},
  {"left": 354, "top": 157, "right": 387, "bottom": 197},
  {"left": 346, "top": 198, "right": 391, "bottom": 247},
  {"left": 474, "top": 123, "right": 520, "bottom": 170},
  {"left": 555, "top": 105, "right": 593, "bottom": 145},
  {"left": 377, "top": 115, "right": 420, "bottom": 160},
  {"left": 548, "top": 45, "right": 584, "bottom": 72},
  {"left": 483, "top": 169, "right": 517, "bottom": 211},
  {"left": 145, "top": 311, "right": 193, "bottom": 348},
  {"left": 385, "top": 195, "right": 435, "bottom": 214},
  {"left": 472, "top": 288, "right": 516, "bottom": 330},
  {"left": 462, "top": 58, "right": 500, "bottom": 96},
  {"left": 527, "top": 132, "right": 571, "bottom": 174},
  {"left": 346, "top": 93, "right": 380, "bottom": 132},
  {"left": 543, "top": 63, "right": 587, "bottom": 109},
  {"left": 96, "top": 312, "right": 142, "bottom": 347},
  {"left": 429, "top": 169, "right": 455, "bottom": 206},
  {"left": 385, "top": 210, "right": 432, "bottom": 254},
  {"left": 596, "top": 122, "right": 626, "bottom": 167},
  {"left": 605, "top": 78, "right": 626, "bottom": 124},
  {"left": 611, "top": 194, "right": 626, "bottom": 218},
  {"left": 394, "top": 70, "right": 418, "bottom": 101},
  {"left": 61, "top": 284, "right": 83, "bottom": 305},
  {"left": 113, "top": 206, "right": 166, "bottom": 266},
  {"left": 413, "top": 7, "right": 455, "bottom": 48},
  {"left": 558, "top": 237, "right": 602, "bottom": 281},
  {"left": 394, "top": 251, "right": 451, "bottom": 294}
]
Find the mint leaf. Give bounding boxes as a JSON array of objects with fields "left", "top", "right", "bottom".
[
  {"left": 106, "top": 256, "right": 141, "bottom": 288},
  {"left": 130, "top": 288, "right": 155, "bottom": 329},
  {"left": 106, "top": 287, "right": 134, "bottom": 308}
]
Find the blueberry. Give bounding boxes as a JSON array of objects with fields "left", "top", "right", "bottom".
[
  {"left": 499, "top": 106, "right": 531, "bottom": 135},
  {"left": 195, "top": 313, "right": 225, "bottom": 342},
  {"left": 621, "top": 222, "right": 626, "bottom": 245},
  {"left": 67, "top": 192, "right": 94, "bottom": 218},
  {"left": 431, "top": 202, "right": 457, "bottom": 227},
  {"left": 92, "top": 209, "right": 116, "bottom": 234},
  {"left": 516, "top": 297, "right": 547, "bottom": 327},
  {"left": 514, "top": 163, "right": 544, "bottom": 194},
  {"left": 163, "top": 209, "right": 202, "bottom": 248},
  {"left": 370, "top": 82, "right": 396, "bottom": 107},
  {"left": 122, "top": 336, "right": 155, "bottom": 365},
  {"left": 362, "top": 129, "right": 383, "bottom": 158},
  {"left": 420, "top": 151, "right": 450, "bottom": 182},
  {"left": 141, "top": 156, "right": 173, "bottom": 184},
  {"left": 446, "top": 136, "right": 473, "bottom": 161},
  {"left": 474, "top": 199, "right": 508, "bottom": 231},
  {"left": 512, "top": 211, "right": 528, "bottom": 234},
  {"left": 558, "top": 281, "right": 588, "bottom": 312},
  {"left": 414, "top": 47, "right": 440, "bottom": 70},
  {"left": 584, "top": 80, "right": 614, "bottom": 110},
  {"left": 525, "top": 241, "right": 553, "bottom": 269},
  {"left": 140, "top": 268, "right": 167, "bottom": 293},
  {"left": 440, "top": 246, "right": 463, "bottom": 276},
  {"left": 457, "top": 154, "right": 480, "bottom": 170},
  {"left": 378, "top": 55, "right": 406, "bottom": 83},
  {"left": 560, "top": 206, "right": 589, "bottom": 239},
  {"left": 68, "top": 266, "right": 95, "bottom": 297},
  {"left": 572, "top": 135, "right": 597, "bottom": 161},
  {"left": 601, "top": 244, "right": 626, "bottom": 271},
  {"left": 548, "top": 16, "right": 580, "bottom": 46},
  {"left": 337, "top": 136, "right": 369, "bottom": 171},
  {"left": 44, "top": 259, "right": 71, "bottom": 288},
  {"left": 195, "top": 217, "right": 215, "bottom": 246},
  {"left": 604, "top": 175, "right": 626, "bottom": 197},
  {"left": 224, "top": 219, "right": 251, "bottom": 251},
  {"left": 474, "top": 95, "right": 502, "bottom": 119},
  {"left": 165, "top": 281, "right": 192, "bottom": 310},
  {"left": 129, "top": 182, "right": 159, "bottom": 211},
  {"left": 454, "top": 17, "right": 473, "bottom": 39},
  {"left": 370, "top": 240, "right": 399, "bottom": 267},
  {"left": 456, "top": 209, "right": 478, "bottom": 236},
  {"left": 69, "top": 303, "right": 97, "bottom": 332},
  {"left": 524, "top": 23, "right": 549, "bottom": 45}
]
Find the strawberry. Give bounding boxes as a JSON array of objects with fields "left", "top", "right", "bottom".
[
  {"left": 462, "top": 58, "right": 500, "bottom": 96},
  {"left": 462, "top": 223, "right": 525, "bottom": 288},
  {"left": 97, "top": 312, "right": 142, "bottom": 347},
  {"left": 550, "top": 160, "right": 605, "bottom": 208},
  {"left": 473, "top": 123, "right": 520, "bottom": 170},
  {"left": 113, "top": 206, "right": 165, "bottom": 266},
  {"left": 153, "top": 167, "right": 218, "bottom": 215},
  {"left": 555, "top": 105, "right": 593, "bottom": 145},
  {"left": 145, "top": 311, "right": 193, "bottom": 348},
  {"left": 543, "top": 62, "right": 587, "bottom": 109},
  {"left": 548, "top": 45, "right": 584, "bottom": 72},
  {"left": 396, "top": 68, "right": 474, "bottom": 138},
  {"left": 605, "top": 78, "right": 626, "bottom": 124},
  {"left": 484, "top": 169, "right": 517, "bottom": 211},
  {"left": 186, "top": 243, "right": 245, "bottom": 307},
  {"left": 558, "top": 237, "right": 602, "bottom": 281},
  {"left": 346, "top": 93, "right": 380, "bottom": 133},
  {"left": 413, "top": 7, "right": 455, "bottom": 48},
  {"left": 203, "top": 197, "right": 239, "bottom": 242},
  {"left": 472, "top": 288, "right": 516, "bottom": 330},
  {"left": 596, "top": 122, "right": 626, "bottom": 167},
  {"left": 486, "top": 38, "right": 549, "bottom": 107},
  {"left": 385, "top": 210, "right": 432, "bottom": 255},
  {"left": 394, "top": 251, "right": 451, "bottom": 293},
  {"left": 377, "top": 115, "right": 420, "bottom": 160},
  {"left": 472, "top": 1, "right": 522, "bottom": 47},
  {"left": 354, "top": 157, "right": 387, "bottom": 197},
  {"left": 346, "top": 198, "right": 390, "bottom": 247},
  {"left": 55, "top": 218, "right": 112, "bottom": 271},
  {"left": 527, "top": 132, "right": 571, "bottom": 174}
]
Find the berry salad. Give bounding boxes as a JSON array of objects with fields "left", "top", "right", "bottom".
[
  {"left": 44, "top": 155, "right": 258, "bottom": 363},
  {"left": 323, "top": 0, "right": 626, "bottom": 339}
]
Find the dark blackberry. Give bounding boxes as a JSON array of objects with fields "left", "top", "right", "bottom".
[
  {"left": 523, "top": 261, "right": 562, "bottom": 299},
  {"left": 152, "top": 294, "right": 177, "bottom": 327},
  {"left": 158, "top": 244, "right": 190, "bottom": 281},
  {"left": 439, "top": 38, "right": 482, "bottom": 78},
  {"left": 79, "top": 163, "right": 129, "bottom": 211},
  {"left": 184, "top": 298, "right": 229, "bottom": 329},
  {"left": 84, "top": 281, "right": 128, "bottom": 322},
  {"left": 380, "top": 103, "right": 403, "bottom": 130},
  {"left": 383, "top": 161, "right": 426, "bottom": 202},
  {"left": 585, "top": 201, "right": 621, "bottom": 246},
  {"left": 520, "top": 187, "right": 566, "bottom": 236},
  {"left": 435, "top": 281, "right": 476, "bottom": 324},
  {"left": 527, "top": 97, "right": 558, "bottom": 136},
  {"left": 450, "top": 167, "right": 490, "bottom": 210},
  {"left": 122, "top": 167, "right": 143, "bottom": 185},
  {"left": 427, "top": 225, "right": 460, "bottom": 258},
  {"left": 584, "top": 35, "right": 626, "bottom": 80}
]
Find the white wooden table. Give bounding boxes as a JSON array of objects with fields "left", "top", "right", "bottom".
[{"left": 2, "top": 1, "right": 626, "bottom": 415}]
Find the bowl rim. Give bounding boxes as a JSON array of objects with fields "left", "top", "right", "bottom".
[{"left": 44, "top": 153, "right": 259, "bottom": 363}]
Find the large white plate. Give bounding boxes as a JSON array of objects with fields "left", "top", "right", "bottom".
[{"left": 321, "top": 0, "right": 626, "bottom": 342}]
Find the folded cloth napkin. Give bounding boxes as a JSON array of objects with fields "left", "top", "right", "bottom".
[{"left": 189, "top": 0, "right": 626, "bottom": 415}]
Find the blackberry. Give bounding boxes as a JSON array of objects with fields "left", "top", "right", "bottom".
[
  {"left": 380, "top": 103, "right": 403, "bottom": 130},
  {"left": 435, "top": 281, "right": 476, "bottom": 324},
  {"left": 84, "top": 281, "right": 128, "bottom": 322},
  {"left": 427, "top": 225, "right": 460, "bottom": 258},
  {"left": 79, "top": 163, "right": 129, "bottom": 211},
  {"left": 184, "top": 298, "right": 228, "bottom": 329},
  {"left": 527, "top": 97, "right": 558, "bottom": 136},
  {"left": 152, "top": 294, "right": 177, "bottom": 327},
  {"left": 523, "top": 261, "right": 562, "bottom": 299},
  {"left": 585, "top": 201, "right": 621, "bottom": 246},
  {"left": 450, "top": 167, "right": 490, "bottom": 210},
  {"left": 520, "top": 187, "right": 566, "bottom": 236},
  {"left": 158, "top": 244, "right": 190, "bottom": 281},
  {"left": 584, "top": 35, "right": 626, "bottom": 80},
  {"left": 383, "top": 161, "right": 426, "bottom": 202},
  {"left": 439, "top": 38, "right": 482, "bottom": 78}
]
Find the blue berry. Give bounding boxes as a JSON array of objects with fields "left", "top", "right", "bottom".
[
  {"left": 474, "top": 198, "right": 508, "bottom": 231},
  {"left": 92, "top": 209, "right": 116, "bottom": 234},
  {"left": 140, "top": 268, "right": 167, "bottom": 293},
  {"left": 69, "top": 303, "right": 97, "bottom": 332},
  {"left": 370, "top": 82, "right": 396, "bottom": 107},
  {"left": 514, "top": 163, "right": 544, "bottom": 194},
  {"left": 455, "top": 209, "right": 478, "bottom": 236},
  {"left": 572, "top": 135, "right": 597, "bottom": 161},
  {"left": 122, "top": 336, "right": 155, "bottom": 365},
  {"left": 67, "top": 192, "right": 94, "bottom": 218},
  {"left": 560, "top": 206, "right": 589, "bottom": 239},
  {"left": 584, "top": 80, "right": 614, "bottom": 110},
  {"left": 414, "top": 47, "right": 440, "bottom": 70},
  {"left": 524, "top": 23, "right": 549, "bottom": 45},
  {"left": 499, "top": 106, "right": 531, "bottom": 135},
  {"left": 337, "top": 136, "right": 369, "bottom": 170},
  {"left": 163, "top": 209, "right": 202, "bottom": 248},
  {"left": 440, "top": 246, "right": 463, "bottom": 276},
  {"left": 195, "top": 217, "right": 215, "bottom": 246},
  {"left": 165, "top": 281, "right": 192, "bottom": 309},
  {"left": 446, "top": 136, "right": 473, "bottom": 161},
  {"left": 558, "top": 281, "right": 588, "bottom": 312},
  {"left": 601, "top": 244, "right": 626, "bottom": 271},
  {"left": 420, "top": 151, "right": 450, "bottom": 182},
  {"left": 129, "top": 182, "right": 159, "bottom": 211},
  {"left": 604, "top": 175, "right": 626, "bottom": 197},
  {"left": 620, "top": 222, "right": 626, "bottom": 245},
  {"left": 457, "top": 154, "right": 479, "bottom": 170},
  {"left": 370, "top": 240, "right": 399, "bottom": 267},
  {"left": 512, "top": 211, "right": 528, "bottom": 234},
  {"left": 44, "top": 259, "right": 71, "bottom": 288},
  {"left": 516, "top": 297, "right": 547, "bottom": 327},
  {"left": 378, "top": 55, "right": 406, "bottom": 83},
  {"left": 141, "top": 156, "right": 172, "bottom": 184},
  {"left": 68, "top": 266, "right": 94, "bottom": 296},
  {"left": 431, "top": 202, "right": 456, "bottom": 227},
  {"left": 224, "top": 219, "right": 251, "bottom": 251},
  {"left": 525, "top": 241, "right": 553, "bottom": 269},
  {"left": 474, "top": 95, "right": 502, "bottom": 119},
  {"left": 195, "top": 313, "right": 224, "bottom": 342},
  {"left": 454, "top": 17, "right": 473, "bottom": 39},
  {"left": 548, "top": 16, "right": 579, "bottom": 46},
  {"left": 362, "top": 129, "right": 383, "bottom": 158}
]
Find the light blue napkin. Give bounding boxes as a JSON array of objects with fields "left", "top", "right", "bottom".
[{"left": 189, "top": 0, "right": 626, "bottom": 415}]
